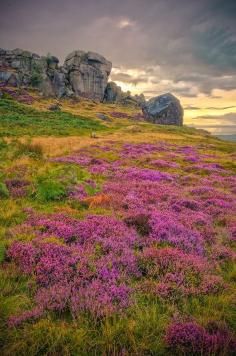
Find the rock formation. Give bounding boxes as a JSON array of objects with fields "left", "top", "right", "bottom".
[
  {"left": 64, "top": 51, "right": 112, "bottom": 100},
  {"left": 0, "top": 48, "right": 184, "bottom": 126},
  {"left": 142, "top": 93, "right": 183, "bottom": 126},
  {"left": 0, "top": 48, "right": 111, "bottom": 100}
]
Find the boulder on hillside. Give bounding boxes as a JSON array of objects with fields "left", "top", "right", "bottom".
[
  {"left": 64, "top": 50, "right": 112, "bottom": 101},
  {"left": 48, "top": 102, "right": 61, "bottom": 111},
  {"left": 142, "top": 93, "right": 183, "bottom": 126}
]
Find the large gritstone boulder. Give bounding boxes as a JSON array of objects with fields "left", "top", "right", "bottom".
[
  {"left": 64, "top": 51, "right": 112, "bottom": 100},
  {"left": 142, "top": 93, "right": 183, "bottom": 126}
]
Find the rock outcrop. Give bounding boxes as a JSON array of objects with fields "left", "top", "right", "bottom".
[
  {"left": 142, "top": 93, "right": 183, "bottom": 126},
  {"left": 0, "top": 48, "right": 184, "bottom": 125},
  {"left": 64, "top": 51, "right": 112, "bottom": 100},
  {"left": 0, "top": 48, "right": 112, "bottom": 100}
]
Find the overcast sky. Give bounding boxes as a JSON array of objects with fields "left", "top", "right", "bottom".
[{"left": 1, "top": 0, "right": 236, "bottom": 132}]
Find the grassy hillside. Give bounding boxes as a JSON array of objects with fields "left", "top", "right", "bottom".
[{"left": 0, "top": 94, "right": 235, "bottom": 355}]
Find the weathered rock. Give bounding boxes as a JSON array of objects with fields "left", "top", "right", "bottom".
[
  {"left": 48, "top": 102, "right": 61, "bottom": 111},
  {"left": 0, "top": 47, "right": 112, "bottom": 101},
  {"left": 0, "top": 47, "right": 147, "bottom": 105},
  {"left": 0, "top": 48, "right": 47, "bottom": 89},
  {"left": 64, "top": 50, "right": 112, "bottom": 100},
  {"left": 142, "top": 93, "right": 183, "bottom": 126},
  {"left": 47, "top": 55, "right": 59, "bottom": 70},
  {"left": 96, "top": 113, "right": 111, "bottom": 121}
]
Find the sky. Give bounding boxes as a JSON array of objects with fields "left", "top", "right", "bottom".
[{"left": 1, "top": 0, "right": 236, "bottom": 134}]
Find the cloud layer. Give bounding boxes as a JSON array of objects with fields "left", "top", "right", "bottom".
[{"left": 1, "top": 0, "right": 236, "bottom": 126}]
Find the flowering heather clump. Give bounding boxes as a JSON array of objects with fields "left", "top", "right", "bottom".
[
  {"left": 165, "top": 321, "right": 236, "bottom": 355},
  {"left": 186, "top": 162, "right": 227, "bottom": 174},
  {"left": 211, "top": 245, "right": 236, "bottom": 262},
  {"left": 139, "top": 247, "right": 221, "bottom": 297},
  {"left": 110, "top": 111, "right": 130, "bottom": 119},
  {"left": 116, "top": 167, "right": 177, "bottom": 182},
  {"left": 150, "top": 159, "right": 180, "bottom": 169},
  {"left": 71, "top": 279, "right": 131, "bottom": 317},
  {"left": 120, "top": 142, "right": 169, "bottom": 158},
  {"left": 51, "top": 155, "right": 93, "bottom": 166},
  {"left": 7, "top": 241, "right": 37, "bottom": 274},
  {"left": 5, "top": 178, "right": 30, "bottom": 198},
  {"left": 149, "top": 211, "right": 205, "bottom": 255},
  {"left": 7, "top": 213, "right": 138, "bottom": 323},
  {"left": 0, "top": 84, "right": 35, "bottom": 104},
  {"left": 68, "top": 184, "right": 88, "bottom": 200}
]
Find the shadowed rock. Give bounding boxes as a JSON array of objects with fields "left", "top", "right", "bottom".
[
  {"left": 64, "top": 51, "right": 112, "bottom": 101},
  {"left": 104, "top": 81, "right": 146, "bottom": 107},
  {"left": 142, "top": 93, "right": 183, "bottom": 126}
]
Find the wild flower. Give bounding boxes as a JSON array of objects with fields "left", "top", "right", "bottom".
[
  {"left": 150, "top": 159, "right": 180, "bottom": 169},
  {"left": 116, "top": 167, "right": 177, "bottom": 182},
  {"left": 5, "top": 178, "right": 30, "bottom": 198},
  {"left": 148, "top": 211, "right": 205, "bottom": 255},
  {"left": 5, "top": 135, "right": 236, "bottom": 340},
  {"left": 165, "top": 321, "right": 236, "bottom": 355}
]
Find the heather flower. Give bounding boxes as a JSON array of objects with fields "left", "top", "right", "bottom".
[
  {"left": 165, "top": 322, "right": 209, "bottom": 354},
  {"left": 5, "top": 135, "right": 236, "bottom": 334},
  {"left": 148, "top": 211, "right": 205, "bottom": 255},
  {"left": 211, "top": 245, "right": 236, "bottom": 262},
  {"left": 165, "top": 321, "right": 236, "bottom": 355},
  {"left": 8, "top": 306, "right": 44, "bottom": 327},
  {"left": 71, "top": 279, "right": 131, "bottom": 317},
  {"left": 68, "top": 184, "right": 88, "bottom": 200},
  {"left": 150, "top": 159, "right": 180, "bottom": 169},
  {"left": 7, "top": 241, "right": 37, "bottom": 274},
  {"left": 201, "top": 275, "right": 225, "bottom": 294},
  {"left": 116, "top": 167, "right": 177, "bottom": 182},
  {"left": 5, "top": 178, "right": 30, "bottom": 198}
]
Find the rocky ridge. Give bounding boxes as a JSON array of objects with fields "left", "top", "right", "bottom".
[
  {"left": 0, "top": 48, "right": 144, "bottom": 106},
  {"left": 0, "top": 47, "right": 184, "bottom": 125},
  {"left": 0, "top": 48, "right": 112, "bottom": 101}
]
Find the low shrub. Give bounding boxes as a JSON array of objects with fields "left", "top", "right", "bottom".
[{"left": 35, "top": 179, "right": 67, "bottom": 202}]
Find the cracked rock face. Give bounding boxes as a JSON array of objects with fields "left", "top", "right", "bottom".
[
  {"left": 142, "top": 93, "right": 183, "bottom": 126},
  {"left": 0, "top": 48, "right": 112, "bottom": 100},
  {"left": 64, "top": 51, "right": 112, "bottom": 101}
]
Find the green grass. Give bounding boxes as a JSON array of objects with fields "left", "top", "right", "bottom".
[{"left": 0, "top": 99, "right": 106, "bottom": 136}]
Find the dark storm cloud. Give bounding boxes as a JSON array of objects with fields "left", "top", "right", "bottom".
[{"left": 1, "top": 0, "right": 236, "bottom": 96}]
